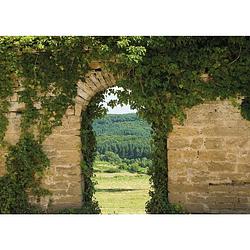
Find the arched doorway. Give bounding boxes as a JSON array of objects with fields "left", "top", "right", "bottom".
[
  {"left": 90, "top": 88, "right": 151, "bottom": 214},
  {"left": 0, "top": 64, "right": 153, "bottom": 213},
  {"left": 40, "top": 67, "right": 117, "bottom": 210}
]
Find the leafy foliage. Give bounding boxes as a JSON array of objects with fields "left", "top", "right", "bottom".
[
  {"left": 98, "top": 36, "right": 250, "bottom": 213},
  {"left": 241, "top": 97, "right": 250, "bottom": 121},
  {"left": 93, "top": 113, "right": 151, "bottom": 159},
  {"left": 1, "top": 36, "right": 250, "bottom": 213},
  {"left": 0, "top": 38, "right": 16, "bottom": 145},
  {"left": 0, "top": 134, "right": 50, "bottom": 213},
  {"left": 96, "top": 153, "right": 151, "bottom": 174},
  {"left": 0, "top": 37, "right": 100, "bottom": 213},
  {"left": 80, "top": 92, "right": 107, "bottom": 214}
]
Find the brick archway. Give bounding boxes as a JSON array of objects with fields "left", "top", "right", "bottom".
[
  {"left": 2, "top": 70, "right": 250, "bottom": 213},
  {"left": 0, "top": 67, "right": 117, "bottom": 210},
  {"left": 42, "top": 69, "right": 116, "bottom": 210}
]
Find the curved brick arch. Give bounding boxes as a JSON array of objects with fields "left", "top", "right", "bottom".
[
  {"left": 41, "top": 69, "right": 117, "bottom": 210},
  {"left": 75, "top": 70, "right": 116, "bottom": 114},
  {"left": 2, "top": 72, "right": 250, "bottom": 212},
  {"left": 0, "top": 68, "right": 117, "bottom": 210}
]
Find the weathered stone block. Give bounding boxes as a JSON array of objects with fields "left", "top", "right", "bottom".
[
  {"left": 207, "top": 162, "right": 235, "bottom": 172},
  {"left": 209, "top": 202, "right": 235, "bottom": 210},
  {"left": 168, "top": 150, "right": 183, "bottom": 163},
  {"left": 67, "top": 184, "right": 82, "bottom": 195},
  {"left": 190, "top": 138, "right": 204, "bottom": 149},
  {"left": 186, "top": 194, "right": 208, "bottom": 203},
  {"left": 181, "top": 150, "right": 198, "bottom": 161},
  {"left": 237, "top": 164, "right": 250, "bottom": 172},
  {"left": 168, "top": 183, "right": 209, "bottom": 193},
  {"left": 77, "top": 88, "right": 91, "bottom": 101},
  {"left": 43, "top": 135, "right": 81, "bottom": 151},
  {"left": 198, "top": 150, "right": 227, "bottom": 162},
  {"left": 52, "top": 195, "right": 82, "bottom": 204},
  {"left": 55, "top": 166, "right": 81, "bottom": 176},
  {"left": 201, "top": 127, "right": 241, "bottom": 137},
  {"left": 204, "top": 138, "right": 223, "bottom": 149},
  {"left": 184, "top": 203, "right": 206, "bottom": 213},
  {"left": 168, "top": 192, "right": 187, "bottom": 203},
  {"left": 190, "top": 175, "right": 209, "bottom": 184},
  {"left": 170, "top": 126, "right": 200, "bottom": 137},
  {"left": 238, "top": 151, "right": 250, "bottom": 164},
  {"left": 168, "top": 138, "right": 190, "bottom": 149}
]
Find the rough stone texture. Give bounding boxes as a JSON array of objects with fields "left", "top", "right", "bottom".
[
  {"left": 2, "top": 68, "right": 250, "bottom": 213},
  {"left": 0, "top": 68, "right": 116, "bottom": 210},
  {"left": 0, "top": 107, "right": 22, "bottom": 177},
  {"left": 168, "top": 100, "right": 250, "bottom": 213}
]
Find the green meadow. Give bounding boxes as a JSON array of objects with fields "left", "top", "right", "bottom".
[{"left": 94, "top": 161, "right": 150, "bottom": 214}]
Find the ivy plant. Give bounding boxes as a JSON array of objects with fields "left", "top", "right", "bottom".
[{"left": 1, "top": 36, "right": 250, "bottom": 213}]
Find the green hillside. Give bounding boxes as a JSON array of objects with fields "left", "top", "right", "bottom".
[{"left": 93, "top": 113, "right": 152, "bottom": 159}]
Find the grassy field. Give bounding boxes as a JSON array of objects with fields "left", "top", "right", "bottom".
[{"left": 94, "top": 161, "right": 150, "bottom": 214}]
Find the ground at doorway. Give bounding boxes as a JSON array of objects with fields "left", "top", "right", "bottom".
[{"left": 94, "top": 172, "right": 150, "bottom": 214}]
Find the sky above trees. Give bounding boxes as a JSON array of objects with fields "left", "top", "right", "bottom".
[{"left": 103, "top": 87, "right": 137, "bottom": 114}]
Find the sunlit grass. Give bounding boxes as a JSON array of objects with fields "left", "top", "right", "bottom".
[{"left": 94, "top": 171, "right": 150, "bottom": 214}]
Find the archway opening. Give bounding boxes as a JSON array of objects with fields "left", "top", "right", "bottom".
[{"left": 83, "top": 87, "right": 152, "bottom": 214}]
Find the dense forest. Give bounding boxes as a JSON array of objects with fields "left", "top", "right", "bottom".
[{"left": 93, "top": 113, "right": 152, "bottom": 160}]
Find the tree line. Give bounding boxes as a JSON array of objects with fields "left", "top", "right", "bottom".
[{"left": 93, "top": 113, "right": 152, "bottom": 160}]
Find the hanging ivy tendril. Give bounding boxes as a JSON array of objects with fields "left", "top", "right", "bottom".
[{"left": 0, "top": 36, "right": 250, "bottom": 213}]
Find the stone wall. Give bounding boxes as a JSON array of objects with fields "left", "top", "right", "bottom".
[
  {"left": 2, "top": 69, "right": 250, "bottom": 213},
  {"left": 0, "top": 67, "right": 116, "bottom": 210},
  {"left": 168, "top": 100, "right": 250, "bottom": 213}
]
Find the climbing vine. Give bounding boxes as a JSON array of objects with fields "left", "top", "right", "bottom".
[
  {"left": 1, "top": 36, "right": 250, "bottom": 213},
  {"left": 58, "top": 92, "right": 107, "bottom": 214},
  {"left": 145, "top": 124, "right": 183, "bottom": 213},
  {"left": 0, "top": 38, "right": 16, "bottom": 145},
  {"left": 0, "top": 37, "right": 98, "bottom": 213},
  {"left": 0, "top": 133, "right": 50, "bottom": 213},
  {"left": 80, "top": 92, "right": 107, "bottom": 214},
  {"left": 97, "top": 36, "right": 250, "bottom": 213}
]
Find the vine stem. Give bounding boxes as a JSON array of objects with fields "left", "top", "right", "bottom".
[
  {"left": 34, "top": 54, "right": 38, "bottom": 82},
  {"left": 229, "top": 46, "right": 241, "bottom": 65}
]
